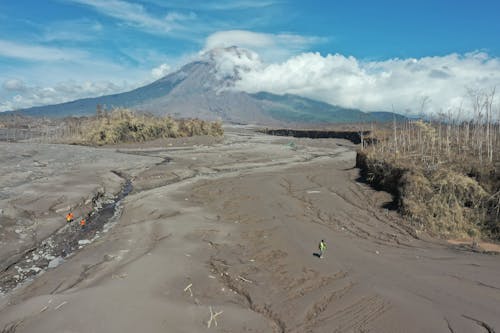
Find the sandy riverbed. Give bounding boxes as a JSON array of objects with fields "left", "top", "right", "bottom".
[{"left": 1, "top": 127, "right": 499, "bottom": 332}]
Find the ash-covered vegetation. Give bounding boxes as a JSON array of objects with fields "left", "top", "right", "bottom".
[
  {"left": 0, "top": 107, "right": 224, "bottom": 145},
  {"left": 76, "top": 108, "right": 224, "bottom": 145},
  {"left": 357, "top": 90, "right": 500, "bottom": 240}
]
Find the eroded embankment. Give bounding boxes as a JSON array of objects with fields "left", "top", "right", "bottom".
[
  {"left": 355, "top": 152, "right": 405, "bottom": 204},
  {"left": 0, "top": 175, "right": 132, "bottom": 293},
  {"left": 259, "top": 128, "right": 373, "bottom": 144},
  {"left": 356, "top": 151, "right": 500, "bottom": 243}
]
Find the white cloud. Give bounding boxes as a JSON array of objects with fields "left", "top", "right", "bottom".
[
  {"left": 202, "top": 47, "right": 262, "bottom": 84},
  {"left": 204, "top": 30, "right": 323, "bottom": 61},
  {"left": 164, "top": 12, "right": 196, "bottom": 23},
  {"left": 3, "top": 79, "right": 26, "bottom": 92},
  {"left": 206, "top": 30, "right": 275, "bottom": 49},
  {"left": 220, "top": 50, "right": 500, "bottom": 115},
  {"left": 0, "top": 39, "right": 87, "bottom": 61},
  {"left": 143, "top": 0, "right": 281, "bottom": 10},
  {"left": 205, "top": 0, "right": 281, "bottom": 10},
  {"left": 69, "top": 0, "right": 195, "bottom": 35},
  {"left": 151, "top": 63, "right": 171, "bottom": 78},
  {"left": 0, "top": 80, "right": 137, "bottom": 111},
  {"left": 0, "top": 57, "right": 175, "bottom": 111},
  {"left": 41, "top": 19, "right": 103, "bottom": 42}
]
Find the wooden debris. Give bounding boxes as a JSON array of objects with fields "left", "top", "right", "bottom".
[
  {"left": 184, "top": 283, "right": 193, "bottom": 297},
  {"left": 207, "top": 306, "right": 223, "bottom": 328},
  {"left": 111, "top": 273, "right": 128, "bottom": 279},
  {"left": 238, "top": 275, "right": 253, "bottom": 283},
  {"left": 55, "top": 301, "right": 67, "bottom": 310}
]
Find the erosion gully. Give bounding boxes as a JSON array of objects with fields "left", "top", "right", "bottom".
[{"left": 0, "top": 173, "right": 133, "bottom": 294}]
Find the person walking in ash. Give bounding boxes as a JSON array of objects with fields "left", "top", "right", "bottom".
[
  {"left": 66, "top": 212, "right": 74, "bottom": 223},
  {"left": 319, "top": 240, "right": 327, "bottom": 258}
]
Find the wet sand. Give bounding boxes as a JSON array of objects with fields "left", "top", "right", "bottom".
[{"left": 0, "top": 127, "right": 499, "bottom": 332}]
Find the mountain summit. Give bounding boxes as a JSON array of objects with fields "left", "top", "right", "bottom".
[{"left": 11, "top": 47, "right": 401, "bottom": 124}]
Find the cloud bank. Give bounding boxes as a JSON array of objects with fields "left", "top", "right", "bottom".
[
  {"left": 205, "top": 30, "right": 323, "bottom": 62},
  {"left": 219, "top": 50, "right": 500, "bottom": 115},
  {"left": 0, "top": 80, "right": 137, "bottom": 111}
]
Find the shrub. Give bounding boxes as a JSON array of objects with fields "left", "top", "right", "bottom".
[{"left": 64, "top": 108, "right": 223, "bottom": 145}]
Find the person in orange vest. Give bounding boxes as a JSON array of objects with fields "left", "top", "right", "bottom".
[
  {"left": 66, "top": 212, "right": 74, "bottom": 223},
  {"left": 80, "top": 218, "right": 86, "bottom": 229}
]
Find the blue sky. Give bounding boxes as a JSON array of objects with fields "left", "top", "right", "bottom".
[{"left": 1, "top": 0, "right": 500, "bottom": 113}]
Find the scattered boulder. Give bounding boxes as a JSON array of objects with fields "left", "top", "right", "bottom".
[{"left": 48, "top": 257, "right": 64, "bottom": 269}]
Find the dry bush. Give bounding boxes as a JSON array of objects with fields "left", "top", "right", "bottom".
[
  {"left": 178, "top": 118, "right": 224, "bottom": 137},
  {"left": 83, "top": 109, "right": 178, "bottom": 144},
  {"left": 0, "top": 109, "right": 224, "bottom": 144},
  {"left": 401, "top": 169, "right": 489, "bottom": 238},
  {"left": 57, "top": 108, "right": 223, "bottom": 145},
  {"left": 358, "top": 90, "right": 500, "bottom": 240},
  {"left": 359, "top": 143, "right": 498, "bottom": 239}
]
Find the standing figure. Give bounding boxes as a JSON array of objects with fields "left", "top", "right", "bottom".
[
  {"left": 80, "top": 219, "right": 86, "bottom": 230},
  {"left": 66, "top": 212, "right": 74, "bottom": 223},
  {"left": 319, "top": 240, "right": 327, "bottom": 258}
]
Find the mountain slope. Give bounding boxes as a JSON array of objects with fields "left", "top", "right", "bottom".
[
  {"left": 13, "top": 63, "right": 191, "bottom": 118},
  {"left": 9, "top": 47, "right": 404, "bottom": 124}
]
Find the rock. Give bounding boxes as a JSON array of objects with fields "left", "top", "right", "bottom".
[
  {"left": 55, "top": 206, "right": 71, "bottom": 213},
  {"left": 78, "top": 239, "right": 91, "bottom": 245},
  {"left": 18, "top": 218, "right": 33, "bottom": 226},
  {"left": 30, "top": 266, "right": 42, "bottom": 273},
  {"left": 103, "top": 254, "right": 114, "bottom": 261},
  {"left": 48, "top": 257, "right": 64, "bottom": 269}
]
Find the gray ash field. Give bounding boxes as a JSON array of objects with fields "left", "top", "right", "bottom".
[{"left": 1, "top": 127, "right": 499, "bottom": 333}]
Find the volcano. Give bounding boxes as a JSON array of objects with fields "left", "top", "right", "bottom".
[{"left": 10, "top": 47, "right": 403, "bottom": 124}]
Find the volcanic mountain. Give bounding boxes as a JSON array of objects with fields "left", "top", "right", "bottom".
[{"left": 10, "top": 47, "right": 403, "bottom": 124}]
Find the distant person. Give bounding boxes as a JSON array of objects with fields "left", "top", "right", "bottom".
[
  {"left": 66, "top": 212, "right": 74, "bottom": 223},
  {"left": 80, "top": 219, "right": 86, "bottom": 230},
  {"left": 318, "top": 240, "right": 327, "bottom": 258}
]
